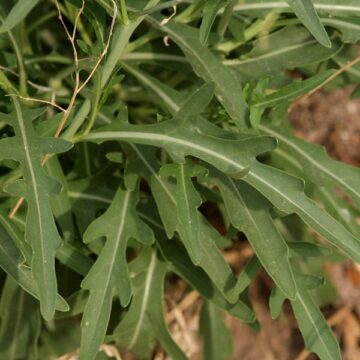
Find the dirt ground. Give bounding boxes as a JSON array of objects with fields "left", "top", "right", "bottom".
[
  {"left": 161, "top": 87, "right": 360, "bottom": 360},
  {"left": 290, "top": 87, "right": 360, "bottom": 167}
]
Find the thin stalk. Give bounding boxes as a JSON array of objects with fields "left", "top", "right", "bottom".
[
  {"left": 120, "top": 0, "right": 130, "bottom": 25},
  {"left": 216, "top": 0, "right": 237, "bottom": 39},
  {"left": 0, "top": 14, "right": 27, "bottom": 96},
  {"left": 83, "top": 72, "right": 102, "bottom": 135}
]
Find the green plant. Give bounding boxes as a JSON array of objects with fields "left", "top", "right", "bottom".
[{"left": 0, "top": 0, "right": 359, "bottom": 359}]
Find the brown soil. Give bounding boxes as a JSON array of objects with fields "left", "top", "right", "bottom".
[{"left": 289, "top": 87, "right": 360, "bottom": 167}]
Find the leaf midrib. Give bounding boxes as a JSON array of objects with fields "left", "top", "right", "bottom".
[
  {"left": 68, "top": 191, "right": 112, "bottom": 204},
  {"left": 180, "top": 164, "right": 192, "bottom": 227},
  {"left": 86, "top": 131, "right": 243, "bottom": 171}
]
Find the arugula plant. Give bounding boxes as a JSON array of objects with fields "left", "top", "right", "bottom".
[{"left": 0, "top": 0, "right": 359, "bottom": 359}]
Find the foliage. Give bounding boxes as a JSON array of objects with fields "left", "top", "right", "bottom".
[{"left": 0, "top": 0, "right": 359, "bottom": 359}]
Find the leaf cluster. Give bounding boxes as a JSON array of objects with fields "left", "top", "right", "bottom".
[{"left": 0, "top": 0, "right": 359, "bottom": 359}]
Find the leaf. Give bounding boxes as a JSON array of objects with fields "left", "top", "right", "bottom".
[
  {"left": 259, "top": 124, "right": 360, "bottom": 208},
  {"left": 0, "top": 0, "right": 39, "bottom": 34},
  {"left": 296, "top": 272, "right": 325, "bottom": 290},
  {"left": 232, "top": 256, "right": 261, "bottom": 295},
  {"left": 269, "top": 286, "right": 286, "bottom": 319},
  {"left": 79, "top": 186, "right": 155, "bottom": 360},
  {"left": 206, "top": 168, "right": 297, "bottom": 300},
  {"left": 110, "top": 248, "right": 187, "bottom": 360},
  {"left": 0, "top": 219, "right": 68, "bottom": 312},
  {"left": 224, "top": 26, "right": 341, "bottom": 82},
  {"left": 200, "top": 0, "right": 228, "bottom": 44},
  {"left": 270, "top": 272, "right": 338, "bottom": 358},
  {"left": 245, "top": 162, "right": 360, "bottom": 263},
  {"left": 160, "top": 162, "right": 206, "bottom": 264},
  {"left": 149, "top": 18, "right": 249, "bottom": 130},
  {"left": 199, "top": 301, "right": 233, "bottom": 360},
  {"left": 0, "top": 276, "right": 41, "bottom": 360},
  {"left": 287, "top": 0, "right": 331, "bottom": 47},
  {"left": 291, "top": 281, "right": 341, "bottom": 360},
  {"left": 288, "top": 242, "right": 332, "bottom": 258},
  {"left": 0, "top": 99, "right": 72, "bottom": 319}
]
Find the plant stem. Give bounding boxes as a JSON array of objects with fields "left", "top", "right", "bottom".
[
  {"left": 120, "top": 0, "right": 129, "bottom": 25},
  {"left": 217, "top": 0, "right": 237, "bottom": 39},
  {"left": 0, "top": 14, "right": 27, "bottom": 96}
]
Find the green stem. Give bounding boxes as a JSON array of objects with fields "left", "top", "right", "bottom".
[
  {"left": 175, "top": 0, "right": 204, "bottom": 23},
  {"left": 24, "top": 55, "right": 73, "bottom": 66},
  {"left": 0, "top": 14, "right": 27, "bottom": 96},
  {"left": 83, "top": 72, "right": 102, "bottom": 135},
  {"left": 217, "top": 0, "right": 237, "bottom": 39},
  {"left": 120, "top": 0, "right": 130, "bottom": 25}
]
